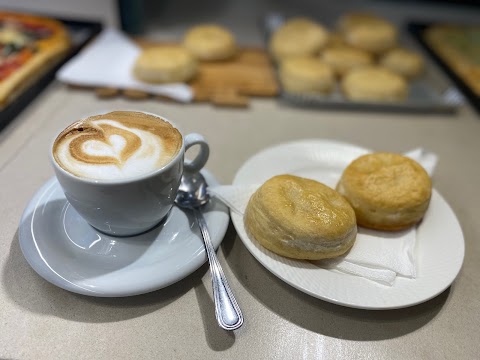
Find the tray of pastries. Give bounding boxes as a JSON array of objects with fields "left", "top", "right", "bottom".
[
  {"left": 264, "top": 12, "right": 462, "bottom": 113},
  {"left": 59, "top": 24, "right": 279, "bottom": 107},
  {"left": 135, "top": 24, "right": 279, "bottom": 106},
  {"left": 408, "top": 22, "right": 480, "bottom": 113}
]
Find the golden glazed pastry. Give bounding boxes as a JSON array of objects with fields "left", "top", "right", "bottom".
[
  {"left": 321, "top": 46, "right": 373, "bottom": 77},
  {"left": 279, "top": 56, "right": 335, "bottom": 94},
  {"left": 269, "top": 17, "right": 329, "bottom": 60},
  {"left": 380, "top": 48, "right": 424, "bottom": 79},
  {"left": 133, "top": 46, "right": 197, "bottom": 83},
  {"left": 183, "top": 24, "right": 237, "bottom": 61},
  {"left": 336, "top": 153, "right": 432, "bottom": 231},
  {"left": 341, "top": 66, "right": 408, "bottom": 102},
  {"left": 244, "top": 175, "right": 357, "bottom": 260}
]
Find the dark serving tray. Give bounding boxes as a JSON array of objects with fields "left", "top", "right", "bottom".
[
  {"left": 408, "top": 22, "right": 480, "bottom": 114},
  {"left": 0, "top": 16, "right": 103, "bottom": 133}
]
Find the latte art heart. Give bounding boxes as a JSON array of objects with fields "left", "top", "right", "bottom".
[
  {"left": 82, "top": 135, "right": 128, "bottom": 161},
  {"left": 53, "top": 111, "right": 183, "bottom": 180}
]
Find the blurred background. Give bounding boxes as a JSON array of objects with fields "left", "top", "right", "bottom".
[
  {"left": 0, "top": 0, "right": 478, "bottom": 113},
  {"left": 0, "top": 0, "right": 479, "bottom": 41}
]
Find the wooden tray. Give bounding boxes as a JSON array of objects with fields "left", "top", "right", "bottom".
[{"left": 94, "top": 41, "right": 279, "bottom": 107}]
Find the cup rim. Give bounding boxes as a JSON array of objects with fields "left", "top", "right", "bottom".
[{"left": 50, "top": 110, "right": 185, "bottom": 185}]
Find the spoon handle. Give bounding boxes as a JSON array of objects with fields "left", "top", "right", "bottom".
[{"left": 193, "top": 208, "right": 244, "bottom": 331}]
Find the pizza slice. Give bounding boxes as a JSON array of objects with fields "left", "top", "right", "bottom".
[{"left": 0, "top": 11, "right": 70, "bottom": 108}]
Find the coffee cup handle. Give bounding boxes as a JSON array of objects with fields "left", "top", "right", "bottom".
[{"left": 184, "top": 133, "right": 210, "bottom": 173}]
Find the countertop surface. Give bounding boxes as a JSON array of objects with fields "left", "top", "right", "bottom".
[{"left": 1, "top": 1, "right": 480, "bottom": 359}]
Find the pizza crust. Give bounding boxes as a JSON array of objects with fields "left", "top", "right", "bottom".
[{"left": 0, "top": 12, "right": 70, "bottom": 108}]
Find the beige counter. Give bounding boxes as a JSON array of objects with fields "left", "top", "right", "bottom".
[
  {"left": 1, "top": 1, "right": 480, "bottom": 358},
  {"left": 1, "top": 81, "right": 479, "bottom": 359}
]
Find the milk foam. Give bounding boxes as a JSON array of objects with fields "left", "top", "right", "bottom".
[{"left": 54, "top": 115, "right": 182, "bottom": 180}]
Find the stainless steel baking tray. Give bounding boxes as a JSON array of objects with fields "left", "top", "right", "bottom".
[{"left": 264, "top": 13, "right": 463, "bottom": 114}]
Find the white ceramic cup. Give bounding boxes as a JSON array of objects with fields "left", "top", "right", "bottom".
[{"left": 50, "top": 113, "right": 209, "bottom": 237}]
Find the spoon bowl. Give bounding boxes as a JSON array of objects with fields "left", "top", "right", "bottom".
[{"left": 175, "top": 171, "right": 210, "bottom": 209}]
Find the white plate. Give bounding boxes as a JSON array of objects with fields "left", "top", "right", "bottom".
[
  {"left": 231, "top": 139, "right": 465, "bottom": 310},
  {"left": 19, "top": 171, "right": 229, "bottom": 297}
]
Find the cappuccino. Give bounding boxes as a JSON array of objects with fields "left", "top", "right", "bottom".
[{"left": 53, "top": 111, "right": 182, "bottom": 180}]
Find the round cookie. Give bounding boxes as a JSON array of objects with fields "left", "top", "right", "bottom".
[
  {"left": 380, "top": 48, "right": 424, "bottom": 79},
  {"left": 183, "top": 24, "right": 236, "bottom": 61},
  {"left": 326, "top": 32, "right": 348, "bottom": 48},
  {"left": 133, "top": 46, "right": 197, "bottom": 83},
  {"left": 344, "top": 22, "right": 398, "bottom": 54},
  {"left": 244, "top": 174, "right": 357, "bottom": 260},
  {"left": 279, "top": 56, "right": 335, "bottom": 94},
  {"left": 321, "top": 46, "right": 373, "bottom": 77},
  {"left": 336, "top": 153, "right": 432, "bottom": 231},
  {"left": 338, "top": 13, "right": 398, "bottom": 54},
  {"left": 269, "top": 17, "right": 329, "bottom": 60},
  {"left": 337, "top": 12, "right": 392, "bottom": 33},
  {"left": 341, "top": 66, "right": 408, "bottom": 102}
]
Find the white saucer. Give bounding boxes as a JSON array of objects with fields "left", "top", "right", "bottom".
[
  {"left": 231, "top": 139, "right": 465, "bottom": 310},
  {"left": 19, "top": 170, "right": 229, "bottom": 297}
]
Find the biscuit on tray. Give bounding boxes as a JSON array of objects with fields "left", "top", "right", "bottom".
[
  {"left": 380, "top": 48, "right": 424, "bottom": 79},
  {"left": 341, "top": 66, "right": 408, "bottom": 102},
  {"left": 279, "top": 56, "right": 335, "bottom": 94},
  {"left": 133, "top": 46, "right": 198, "bottom": 83},
  {"left": 338, "top": 12, "right": 398, "bottom": 54},
  {"left": 183, "top": 24, "right": 237, "bottom": 61},
  {"left": 321, "top": 46, "right": 373, "bottom": 77},
  {"left": 269, "top": 17, "right": 329, "bottom": 60}
]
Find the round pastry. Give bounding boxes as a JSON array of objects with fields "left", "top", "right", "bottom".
[
  {"left": 269, "top": 17, "right": 329, "bottom": 60},
  {"left": 344, "top": 22, "right": 398, "bottom": 54},
  {"left": 380, "top": 48, "right": 424, "bottom": 79},
  {"left": 341, "top": 66, "right": 408, "bottom": 102},
  {"left": 336, "top": 153, "right": 432, "bottom": 231},
  {"left": 133, "top": 46, "right": 197, "bottom": 83},
  {"left": 279, "top": 56, "right": 335, "bottom": 94},
  {"left": 244, "top": 175, "right": 357, "bottom": 260},
  {"left": 321, "top": 46, "right": 373, "bottom": 77},
  {"left": 183, "top": 24, "right": 237, "bottom": 61},
  {"left": 326, "top": 32, "right": 348, "bottom": 48},
  {"left": 337, "top": 12, "right": 392, "bottom": 33},
  {"left": 338, "top": 13, "right": 398, "bottom": 54}
]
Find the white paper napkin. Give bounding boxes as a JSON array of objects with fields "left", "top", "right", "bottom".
[
  {"left": 56, "top": 28, "right": 193, "bottom": 102},
  {"left": 210, "top": 148, "right": 438, "bottom": 286}
]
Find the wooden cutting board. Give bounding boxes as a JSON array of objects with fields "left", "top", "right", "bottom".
[{"left": 94, "top": 41, "right": 279, "bottom": 107}]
